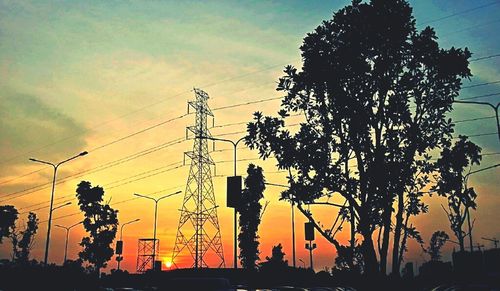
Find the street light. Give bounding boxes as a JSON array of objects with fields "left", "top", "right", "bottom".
[
  {"left": 116, "top": 218, "right": 140, "bottom": 270},
  {"left": 29, "top": 151, "right": 87, "bottom": 265},
  {"left": 134, "top": 190, "right": 182, "bottom": 270},
  {"left": 197, "top": 135, "right": 245, "bottom": 269},
  {"left": 299, "top": 258, "right": 306, "bottom": 268},
  {"left": 453, "top": 100, "right": 499, "bottom": 141},
  {"left": 54, "top": 220, "right": 82, "bottom": 264},
  {"left": 463, "top": 163, "right": 500, "bottom": 252}
]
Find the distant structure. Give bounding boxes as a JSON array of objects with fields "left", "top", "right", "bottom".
[
  {"left": 136, "top": 238, "right": 158, "bottom": 272},
  {"left": 171, "top": 88, "right": 225, "bottom": 268}
]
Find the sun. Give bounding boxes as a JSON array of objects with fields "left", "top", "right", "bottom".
[{"left": 164, "top": 260, "right": 172, "bottom": 268}]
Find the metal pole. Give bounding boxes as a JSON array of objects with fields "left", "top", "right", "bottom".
[
  {"left": 117, "top": 218, "right": 139, "bottom": 270},
  {"left": 30, "top": 151, "right": 87, "bottom": 266},
  {"left": 233, "top": 142, "right": 238, "bottom": 269},
  {"left": 44, "top": 165, "right": 57, "bottom": 265},
  {"left": 134, "top": 192, "right": 180, "bottom": 270},
  {"left": 64, "top": 228, "right": 69, "bottom": 263},
  {"left": 292, "top": 202, "right": 296, "bottom": 268},
  {"left": 309, "top": 240, "right": 313, "bottom": 270},
  {"left": 153, "top": 200, "right": 158, "bottom": 269},
  {"left": 467, "top": 209, "right": 474, "bottom": 252}
]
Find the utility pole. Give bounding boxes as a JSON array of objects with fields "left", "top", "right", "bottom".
[
  {"left": 29, "top": 151, "right": 87, "bottom": 265},
  {"left": 197, "top": 135, "right": 245, "bottom": 269},
  {"left": 116, "top": 218, "right": 140, "bottom": 270},
  {"left": 54, "top": 220, "right": 82, "bottom": 264},
  {"left": 305, "top": 221, "right": 316, "bottom": 270},
  {"left": 135, "top": 191, "right": 181, "bottom": 270},
  {"left": 453, "top": 100, "right": 500, "bottom": 142},
  {"left": 291, "top": 201, "right": 296, "bottom": 268},
  {"left": 481, "top": 237, "right": 499, "bottom": 249}
]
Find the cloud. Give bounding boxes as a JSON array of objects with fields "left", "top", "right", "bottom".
[{"left": 0, "top": 89, "right": 87, "bottom": 171}]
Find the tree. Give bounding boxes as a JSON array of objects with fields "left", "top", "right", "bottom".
[
  {"left": 76, "top": 181, "right": 118, "bottom": 274},
  {"left": 423, "top": 231, "right": 449, "bottom": 262},
  {"left": 434, "top": 136, "right": 481, "bottom": 252},
  {"left": 260, "top": 243, "right": 288, "bottom": 269},
  {"left": 246, "top": 0, "right": 471, "bottom": 275},
  {"left": 0, "top": 205, "right": 18, "bottom": 243},
  {"left": 238, "top": 164, "right": 266, "bottom": 269},
  {"left": 334, "top": 244, "right": 365, "bottom": 274},
  {"left": 11, "top": 212, "right": 38, "bottom": 263}
]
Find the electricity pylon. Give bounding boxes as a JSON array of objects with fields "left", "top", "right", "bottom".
[{"left": 172, "top": 88, "right": 225, "bottom": 268}]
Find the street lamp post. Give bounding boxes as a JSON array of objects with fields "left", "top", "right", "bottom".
[
  {"left": 54, "top": 220, "right": 82, "bottom": 264},
  {"left": 197, "top": 135, "right": 245, "bottom": 269},
  {"left": 117, "top": 218, "right": 140, "bottom": 270},
  {"left": 134, "top": 191, "right": 182, "bottom": 270},
  {"left": 299, "top": 258, "right": 306, "bottom": 268},
  {"left": 453, "top": 100, "right": 500, "bottom": 141},
  {"left": 29, "top": 151, "right": 88, "bottom": 265},
  {"left": 463, "top": 163, "right": 500, "bottom": 252}
]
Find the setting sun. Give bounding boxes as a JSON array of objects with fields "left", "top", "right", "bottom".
[{"left": 164, "top": 259, "right": 172, "bottom": 269}]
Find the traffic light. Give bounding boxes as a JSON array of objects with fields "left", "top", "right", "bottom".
[
  {"left": 305, "top": 222, "right": 315, "bottom": 241},
  {"left": 227, "top": 176, "right": 242, "bottom": 208},
  {"left": 116, "top": 240, "right": 123, "bottom": 255}
]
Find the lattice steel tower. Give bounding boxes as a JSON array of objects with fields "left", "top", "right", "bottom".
[{"left": 172, "top": 88, "right": 225, "bottom": 268}]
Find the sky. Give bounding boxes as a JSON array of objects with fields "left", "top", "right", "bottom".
[{"left": 0, "top": 0, "right": 499, "bottom": 273}]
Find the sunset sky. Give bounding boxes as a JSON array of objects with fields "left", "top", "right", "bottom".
[{"left": 0, "top": 0, "right": 499, "bottom": 273}]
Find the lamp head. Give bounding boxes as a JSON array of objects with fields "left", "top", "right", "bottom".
[{"left": 79, "top": 151, "right": 88, "bottom": 156}]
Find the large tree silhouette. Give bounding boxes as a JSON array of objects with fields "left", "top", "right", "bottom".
[
  {"left": 434, "top": 136, "right": 481, "bottom": 252},
  {"left": 76, "top": 181, "right": 118, "bottom": 274},
  {"left": 238, "top": 164, "right": 266, "bottom": 269},
  {"left": 0, "top": 205, "right": 18, "bottom": 243},
  {"left": 246, "top": 0, "right": 471, "bottom": 275}
]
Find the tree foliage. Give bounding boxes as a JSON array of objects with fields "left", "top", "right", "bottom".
[
  {"left": 76, "top": 181, "right": 118, "bottom": 273},
  {"left": 260, "top": 243, "right": 288, "bottom": 270},
  {"left": 11, "top": 212, "right": 38, "bottom": 263},
  {"left": 423, "top": 231, "right": 449, "bottom": 262},
  {"left": 334, "top": 244, "right": 365, "bottom": 274},
  {"left": 246, "top": 0, "right": 471, "bottom": 275},
  {"left": 434, "top": 136, "right": 481, "bottom": 252},
  {"left": 238, "top": 164, "right": 266, "bottom": 270},
  {"left": 0, "top": 205, "right": 18, "bottom": 243}
]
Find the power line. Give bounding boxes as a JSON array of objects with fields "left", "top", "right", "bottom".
[
  {"left": 441, "top": 18, "right": 500, "bottom": 38},
  {"left": 1, "top": 96, "right": 287, "bottom": 185},
  {"left": 39, "top": 184, "right": 185, "bottom": 224},
  {"left": 0, "top": 168, "right": 47, "bottom": 186},
  {"left": 212, "top": 96, "right": 282, "bottom": 111},
  {"left": 0, "top": 138, "right": 186, "bottom": 202},
  {"left": 453, "top": 116, "right": 495, "bottom": 123},
  {"left": 462, "top": 80, "right": 500, "bottom": 89},
  {"left": 88, "top": 115, "right": 187, "bottom": 152},
  {"left": 458, "top": 92, "right": 500, "bottom": 101},
  {"left": 0, "top": 117, "right": 187, "bottom": 186},
  {"left": 420, "top": 1, "right": 500, "bottom": 25},
  {"left": 0, "top": 62, "right": 289, "bottom": 165},
  {"left": 470, "top": 53, "right": 500, "bottom": 62}
]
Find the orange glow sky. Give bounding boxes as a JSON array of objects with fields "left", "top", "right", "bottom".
[{"left": 0, "top": 1, "right": 499, "bottom": 273}]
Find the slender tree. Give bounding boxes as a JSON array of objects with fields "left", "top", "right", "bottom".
[
  {"left": 238, "top": 164, "right": 266, "bottom": 269},
  {"left": 0, "top": 205, "right": 18, "bottom": 243},
  {"left": 246, "top": 0, "right": 471, "bottom": 275},
  {"left": 76, "top": 181, "right": 118, "bottom": 274},
  {"left": 11, "top": 212, "right": 38, "bottom": 263},
  {"left": 434, "top": 136, "right": 481, "bottom": 252}
]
